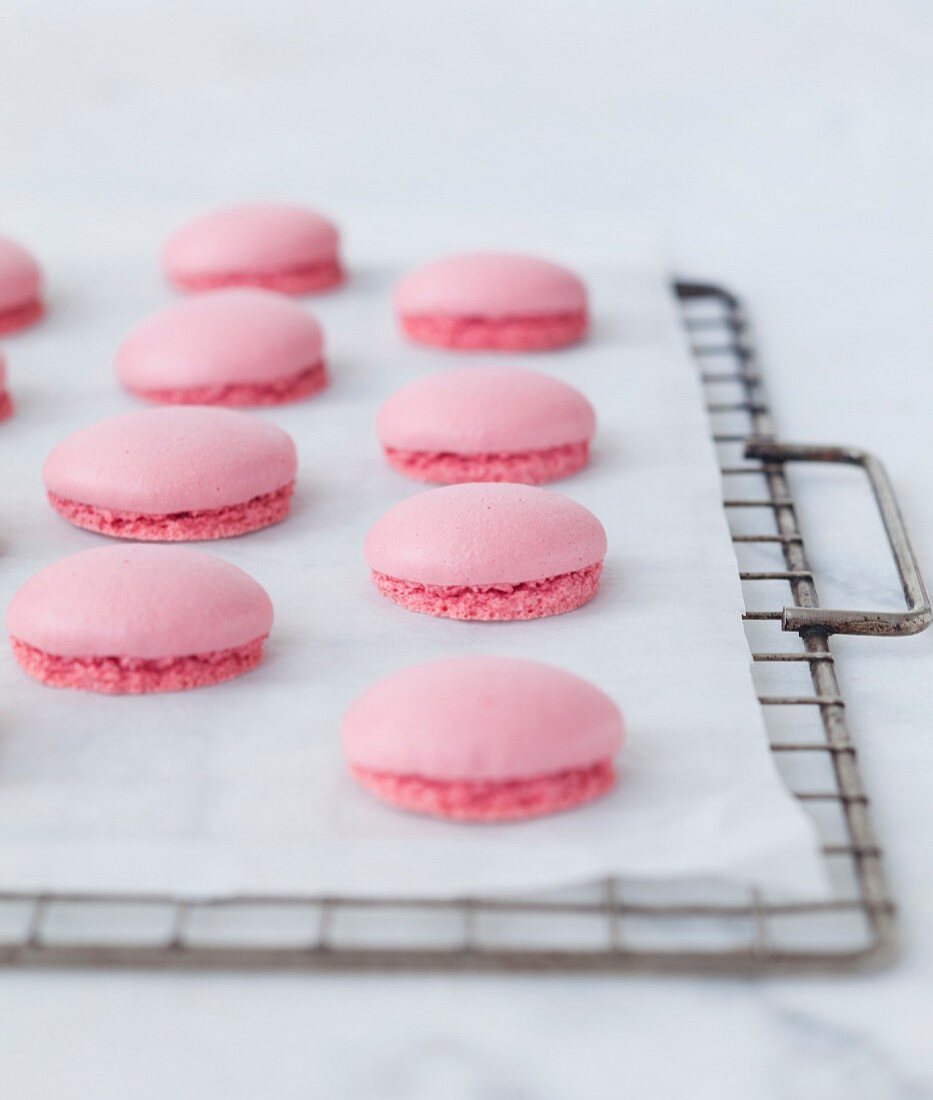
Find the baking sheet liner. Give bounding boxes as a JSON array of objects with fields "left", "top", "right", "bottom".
[{"left": 0, "top": 251, "right": 827, "bottom": 899}]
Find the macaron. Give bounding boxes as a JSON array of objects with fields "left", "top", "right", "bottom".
[
  {"left": 6, "top": 545, "right": 273, "bottom": 694},
  {"left": 377, "top": 365, "right": 596, "bottom": 484},
  {"left": 394, "top": 252, "right": 588, "bottom": 352},
  {"left": 0, "top": 352, "right": 13, "bottom": 422},
  {"left": 116, "top": 289, "right": 327, "bottom": 406},
  {"left": 162, "top": 203, "right": 343, "bottom": 294},
  {"left": 0, "top": 236, "right": 43, "bottom": 335},
  {"left": 43, "top": 407, "right": 297, "bottom": 541},
  {"left": 364, "top": 482, "right": 607, "bottom": 620},
  {"left": 343, "top": 656, "right": 624, "bottom": 822}
]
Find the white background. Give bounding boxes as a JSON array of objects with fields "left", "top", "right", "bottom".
[{"left": 1, "top": 2, "right": 932, "bottom": 1097}]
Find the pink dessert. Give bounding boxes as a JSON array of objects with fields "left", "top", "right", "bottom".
[
  {"left": 343, "top": 656, "right": 624, "bottom": 822},
  {"left": 394, "top": 252, "right": 588, "bottom": 351},
  {"left": 43, "top": 407, "right": 297, "bottom": 541},
  {"left": 0, "top": 352, "right": 13, "bottom": 422},
  {"left": 6, "top": 545, "right": 273, "bottom": 694},
  {"left": 162, "top": 203, "right": 343, "bottom": 294},
  {"left": 364, "top": 482, "right": 607, "bottom": 621},
  {"left": 377, "top": 365, "right": 596, "bottom": 485},
  {"left": 116, "top": 289, "right": 327, "bottom": 406},
  {"left": 0, "top": 236, "right": 44, "bottom": 336}
]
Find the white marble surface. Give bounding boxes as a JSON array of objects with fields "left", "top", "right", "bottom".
[{"left": 1, "top": 2, "right": 932, "bottom": 1097}]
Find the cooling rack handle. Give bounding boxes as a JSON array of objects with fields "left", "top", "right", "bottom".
[{"left": 745, "top": 440, "right": 932, "bottom": 637}]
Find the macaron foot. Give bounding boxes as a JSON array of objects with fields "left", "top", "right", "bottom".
[
  {"left": 10, "top": 636, "right": 268, "bottom": 694},
  {"left": 371, "top": 562, "right": 602, "bottom": 621},
  {"left": 129, "top": 360, "right": 328, "bottom": 407},
  {"left": 400, "top": 310, "right": 587, "bottom": 351},
  {"left": 0, "top": 299, "right": 44, "bottom": 336},
  {"left": 48, "top": 482, "right": 295, "bottom": 541},
  {"left": 383, "top": 441, "right": 590, "bottom": 485},
  {"left": 172, "top": 260, "right": 344, "bottom": 296},
  {"left": 351, "top": 758, "right": 616, "bottom": 821}
]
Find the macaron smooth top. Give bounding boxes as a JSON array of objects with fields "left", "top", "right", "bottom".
[
  {"left": 116, "top": 289, "right": 323, "bottom": 392},
  {"left": 0, "top": 235, "right": 42, "bottom": 314},
  {"left": 6, "top": 545, "right": 273, "bottom": 660},
  {"left": 342, "top": 656, "right": 624, "bottom": 782},
  {"left": 394, "top": 252, "right": 587, "bottom": 319},
  {"left": 377, "top": 365, "right": 596, "bottom": 455},
  {"left": 43, "top": 407, "right": 297, "bottom": 515},
  {"left": 364, "top": 482, "right": 607, "bottom": 587},
  {"left": 162, "top": 203, "right": 340, "bottom": 289}
]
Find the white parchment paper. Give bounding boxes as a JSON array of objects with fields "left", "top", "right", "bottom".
[{"left": 0, "top": 242, "right": 827, "bottom": 899}]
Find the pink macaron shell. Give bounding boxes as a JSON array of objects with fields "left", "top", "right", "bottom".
[
  {"left": 43, "top": 407, "right": 297, "bottom": 517},
  {"left": 6, "top": 545, "right": 273, "bottom": 661},
  {"left": 162, "top": 203, "right": 342, "bottom": 294},
  {"left": 364, "top": 482, "right": 607, "bottom": 588},
  {"left": 115, "top": 289, "right": 325, "bottom": 403},
  {"left": 343, "top": 656, "right": 624, "bottom": 783},
  {"left": 377, "top": 365, "right": 595, "bottom": 456},
  {"left": 0, "top": 236, "right": 43, "bottom": 332},
  {"left": 394, "top": 252, "right": 587, "bottom": 320}
]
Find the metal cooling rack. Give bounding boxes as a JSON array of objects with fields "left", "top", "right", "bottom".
[{"left": 1, "top": 280, "right": 928, "bottom": 974}]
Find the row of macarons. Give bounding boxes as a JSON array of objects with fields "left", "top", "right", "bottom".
[
  {"left": 0, "top": 202, "right": 589, "bottom": 415},
  {"left": 2, "top": 202, "right": 588, "bottom": 350},
  {"left": 8, "top": 541, "right": 622, "bottom": 822},
  {"left": 17, "top": 438, "right": 607, "bottom": 637},
  {"left": 7, "top": 545, "right": 621, "bottom": 823},
  {"left": 39, "top": 366, "right": 598, "bottom": 527},
  {"left": 2, "top": 282, "right": 590, "bottom": 419}
]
